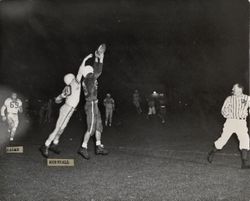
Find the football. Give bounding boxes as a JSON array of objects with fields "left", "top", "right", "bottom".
[{"left": 97, "top": 43, "right": 106, "bottom": 54}]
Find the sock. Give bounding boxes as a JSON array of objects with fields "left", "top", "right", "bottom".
[
  {"left": 96, "top": 140, "right": 101, "bottom": 146},
  {"left": 45, "top": 140, "right": 51, "bottom": 147},
  {"left": 82, "top": 142, "right": 88, "bottom": 149}
]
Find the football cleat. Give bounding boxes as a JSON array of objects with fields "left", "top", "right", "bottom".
[
  {"left": 40, "top": 145, "right": 49, "bottom": 158},
  {"left": 207, "top": 151, "right": 214, "bottom": 163},
  {"left": 49, "top": 143, "right": 61, "bottom": 154},
  {"left": 96, "top": 145, "right": 109, "bottom": 155},
  {"left": 78, "top": 147, "right": 90, "bottom": 160}
]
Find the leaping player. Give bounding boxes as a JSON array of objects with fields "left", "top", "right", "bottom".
[
  {"left": 39, "top": 54, "right": 93, "bottom": 158},
  {"left": 1, "top": 93, "right": 23, "bottom": 141},
  {"left": 78, "top": 44, "right": 109, "bottom": 160}
]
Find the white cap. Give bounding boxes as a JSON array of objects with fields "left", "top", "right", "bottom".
[
  {"left": 64, "top": 73, "right": 75, "bottom": 85},
  {"left": 82, "top": 65, "right": 94, "bottom": 78}
]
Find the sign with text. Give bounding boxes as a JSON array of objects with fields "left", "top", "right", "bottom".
[
  {"left": 6, "top": 146, "right": 23, "bottom": 153},
  {"left": 47, "top": 159, "right": 74, "bottom": 167}
]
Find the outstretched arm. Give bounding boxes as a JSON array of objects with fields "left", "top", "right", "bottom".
[
  {"left": 55, "top": 86, "right": 71, "bottom": 104},
  {"left": 93, "top": 44, "right": 106, "bottom": 78},
  {"left": 76, "top": 54, "right": 93, "bottom": 82}
]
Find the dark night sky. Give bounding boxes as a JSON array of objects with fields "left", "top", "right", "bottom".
[{"left": 0, "top": 0, "right": 249, "bottom": 108}]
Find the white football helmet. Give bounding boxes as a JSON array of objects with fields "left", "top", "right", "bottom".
[
  {"left": 64, "top": 73, "right": 75, "bottom": 85},
  {"left": 82, "top": 65, "right": 94, "bottom": 78}
]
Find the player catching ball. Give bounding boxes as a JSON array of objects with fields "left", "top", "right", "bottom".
[
  {"left": 207, "top": 83, "right": 250, "bottom": 169},
  {"left": 1, "top": 93, "right": 23, "bottom": 141},
  {"left": 39, "top": 54, "right": 93, "bottom": 158},
  {"left": 78, "top": 44, "right": 108, "bottom": 160}
]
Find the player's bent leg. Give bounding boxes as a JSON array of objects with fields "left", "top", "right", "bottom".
[
  {"left": 10, "top": 119, "right": 18, "bottom": 141},
  {"left": 214, "top": 122, "right": 233, "bottom": 150},
  {"left": 50, "top": 107, "right": 74, "bottom": 154}
]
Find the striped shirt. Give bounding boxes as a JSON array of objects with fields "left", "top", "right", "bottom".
[{"left": 221, "top": 94, "right": 249, "bottom": 119}]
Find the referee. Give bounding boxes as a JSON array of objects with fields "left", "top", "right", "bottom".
[{"left": 207, "top": 83, "right": 250, "bottom": 169}]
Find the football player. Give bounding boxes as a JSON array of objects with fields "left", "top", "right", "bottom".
[
  {"left": 1, "top": 93, "right": 23, "bottom": 141},
  {"left": 39, "top": 54, "right": 93, "bottom": 158},
  {"left": 78, "top": 44, "right": 109, "bottom": 160},
  {"left": 103, "top": 93, "right": 115, "bottom": 126}
]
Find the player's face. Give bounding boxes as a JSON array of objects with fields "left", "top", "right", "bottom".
[
  {"left": 12, "top": 93, "right": 17, "bottom": 100},
  {"left": 232, "top": 85, "right": 242, "bottom": 96}
]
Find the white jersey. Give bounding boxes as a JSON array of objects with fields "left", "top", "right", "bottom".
[
  {"left": 62, "top": 78, "right": 81, "bottom": 108},
  {"left": 221, "top": 94, "right": 250, "bottom": 119},
  {"left": 2, "top": 98, "right": 22, "bottom": 114}
]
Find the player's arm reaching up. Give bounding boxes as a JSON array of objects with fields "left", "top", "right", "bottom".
[
  {"left": 77, "top": 54, "right": 93, "bottom": 82},
  {"left": 93, "top": 44, "right": 106, "bottom": 79}
]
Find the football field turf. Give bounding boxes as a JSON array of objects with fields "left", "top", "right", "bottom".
[{"left": 1, "top": 113, "right": 250, "bottom": 201}]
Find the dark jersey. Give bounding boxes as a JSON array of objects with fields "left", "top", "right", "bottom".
[{"left": 82, "top": 61, "right": 103, "bottom": 102}]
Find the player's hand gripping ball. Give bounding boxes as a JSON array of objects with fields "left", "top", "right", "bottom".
[
  {"left": 95, "top": 43, "right": 106, "bottom": 58},
  {"left": 96, "top": 44, "right": 106, "bottom": 56}
]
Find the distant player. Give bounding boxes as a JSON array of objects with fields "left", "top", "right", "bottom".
[
  {"left": 207, "top": 83, "right": 250, "bottom": 169},
  {"left": 147, "top": 93, "right": 156, "bottom": 119},
  {"left": 103, "top": 93, "right": 115, "bottom": 126},
  {"left": 158, "top": 93, "right": 166, "bottom": 123},
  {"left": 133, "top": 90, "right": 142, "bottom": 114},
  {"left": 78, "top": 44, "right": 108, "bottom": 160},
  {"left": 1, "top": 93, "right": 23, "bottom": 141},
  {"left": 39, "top": 54, "right": 93, "bottom": 158}
]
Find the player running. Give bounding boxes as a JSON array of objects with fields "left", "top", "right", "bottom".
[
  {"left": 103, "top": 93, "right": 115, "bottom": 127},
  {"left": 39, "top": 54, "right": 93, "bottom": 158},
  {"left": 78, "top": 44, "right": 108, "bottom": 160},
  {"left": 1, "top": 93, "right": 23, "bottom": 141},
  {"left": 207, "top": 83, "right": 250, "bottom": 169}
]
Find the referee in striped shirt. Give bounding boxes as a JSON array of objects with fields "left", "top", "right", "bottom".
[{"left": 207, "top": 83, "right": 250, "bottom": 169}]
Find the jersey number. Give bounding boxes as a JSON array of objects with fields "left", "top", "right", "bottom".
[{"left": 10, "top": 102, "right": 19, "bottom": 108}]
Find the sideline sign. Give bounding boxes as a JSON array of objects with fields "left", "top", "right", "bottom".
[
  {"left": 6, "top": 146, "right": 23, "bottom": 153},
  {"left": 47, "top": 159, "right": 74, "bottom": 167}
]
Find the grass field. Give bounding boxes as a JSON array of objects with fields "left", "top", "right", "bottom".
[{"left": 1, "top": 111, "right": 250, "bottom": 201}]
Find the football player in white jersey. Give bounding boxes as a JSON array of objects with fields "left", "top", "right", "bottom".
[
  {"left": 1, "top": 93, "right": 23, "bottom": 141},
  {"left": 40, "top": 54, "right": 93, "bottom": 158}
]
